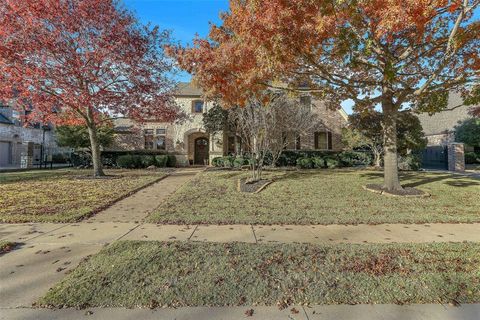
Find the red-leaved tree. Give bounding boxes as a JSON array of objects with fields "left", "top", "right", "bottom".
[
  {"left": 0, "top": 0, "right": 179, "bottom": 177},
  {"left": 171, "top": 0, "right": 479, "bottom": 192}
]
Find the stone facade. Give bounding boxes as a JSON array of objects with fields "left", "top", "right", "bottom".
[
  {"left": 448, "top": 143, "right": 465, "bottom": 172},
  {"left": 0, "top": 118, "right": 58, "bottom": 168},
  {"left": 112, "top": 82, "right": 348, "bottom": 166}
]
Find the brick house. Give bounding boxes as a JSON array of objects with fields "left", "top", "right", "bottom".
[
  {"left": 417, "top": 93, "right": 478, "bottom": 152},
  {"left": 111, "top": 82, "right": 349, "bottom": 166},
  {"left": 0, "top": 105, "right": 58, "bottom": 168}
]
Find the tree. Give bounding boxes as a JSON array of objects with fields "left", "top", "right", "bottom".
[
  {"left": 455, "top": 118, "right": 480, "bottom": 147},
  {"left": 230, "top": 92, "right": 318, "bottom": 181},
  {"left": 171, "top": 0, "right": 479, "bottom": 191},
  {"left": 203, "top": 103, "right": 231, "bottom": 135},
  {"left": 56, "top": 125, "right": 115, "bottom": 152},
  {"left": 345, "top": 111, "right": 427, "bottom": 167},
  {"left": 0, "top": 0, "right": 179, "bottom": 177}
]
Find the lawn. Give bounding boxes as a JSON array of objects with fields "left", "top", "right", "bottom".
[
  {"left": 39, "top": 241, "right": 480, "bottom": 308},
  {"left": 148, "top": 169, "right": 480, "bottom": 225},
  {"left": 0, "top": 169, "right": 166, "bottom": 223}
]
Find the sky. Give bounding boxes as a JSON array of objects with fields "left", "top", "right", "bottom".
[{"left": 123, "top": 1, "right": 480, "bottom": 115}]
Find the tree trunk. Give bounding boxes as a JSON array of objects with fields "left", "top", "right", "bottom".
[
  {"left": 382, "top": 100, "right": 402, "bottom": 191},
  {"left": 86, "top": 120, "right": 105, "bottom": 178},
  {"left": 373, "top": 150, "right": 382, "bottom": 168}
]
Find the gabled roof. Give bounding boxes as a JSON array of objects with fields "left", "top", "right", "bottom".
[
  {"left": 417, "top": 93, "right": 476, "bottom": 135},
  {"left": 0, "top": 111, "right": 13, "bottom": 125},
  {"left": 175, "top": 82, "right": 203, "bottom": 97}
]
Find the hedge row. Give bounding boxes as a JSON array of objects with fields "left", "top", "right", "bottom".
[
  {"left": 465, "top": 152, "right": 480, "bottom": 164},
  {"left": 212, "top": 151, "right": 373, "bottom": 169},
  {"left": 116, "top": 154, "right": 176, "bottom": 169}
]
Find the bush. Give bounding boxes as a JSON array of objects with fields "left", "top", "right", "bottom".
[
  {"left": 116, "top": 155, "right": 136, "bottom": 168},
  {"left": 312, "top": 157, "right": 326, "bottom": 169},
  {"left": 465, "top": 152, "right": 480, "bottom": 164},
  {"left": 297, "top": 157, "right": 314, "bottom": 169},
  {"left": 140, "top": 155, "right": 156, "bottom": 168},
  {"left": 102, "top": 150, "right": 167, "bottom": 167},
  {"left": 155, "top": 155, "right": 168, "bottom": 167},
  {"left": 398, "top": 154, "right": 422, "bottom": 171},
  {"left": 338, "top": 151, "right": 373, "bottom": 167},
  {"left": 51, "top": 153, "right": 69, "bottom": 164},
  {"left": 233, "top": 157, "right": 249, "bottom": 168},
  {"left": 276, "top": 150, "right": 338, "bottom": 167},
  {"left": 70, "top": 152, "right": 91, "bottom": 167},
  {"left": 221, "top": 156, "right": 235, "bottom": 168},
  {"left": 167, "top": 154, "right": 177, "bottom": 167},
  {"left": 212, "top": 157, "right": 224, "bottom": 167},
  {"left": 325, "top": 157, "right": 339, "bottom": 169}
]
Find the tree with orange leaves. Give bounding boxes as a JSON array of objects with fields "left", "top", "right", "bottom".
[
  {"left": 0, "top": 0, "right": 178, "bottom": 177},
  {"left": 171, "top": 0, "right": 479, "bottom": 192}
]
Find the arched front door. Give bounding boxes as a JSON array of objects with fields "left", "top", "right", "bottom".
[{"left": 194, "top": 137, "right": 209, "bottom": 165}]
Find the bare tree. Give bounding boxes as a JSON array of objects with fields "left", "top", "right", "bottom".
[{"left": 230, "top": 93, "right": 318, "bottom": 181}]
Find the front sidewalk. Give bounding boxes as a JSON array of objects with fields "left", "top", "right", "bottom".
[{"left": 1, "top": 304, "right": 479, "bottom": 320}]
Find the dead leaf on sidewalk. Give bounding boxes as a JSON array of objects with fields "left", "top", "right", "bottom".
[{"left": 245, "top": 309, "right": 254, "bottom": 317}]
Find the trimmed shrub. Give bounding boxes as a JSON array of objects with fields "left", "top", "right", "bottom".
[
  {"left": 212, "top": 157, "right": 224, "bottom": 167},
  {"left": 221, "top": 156, "right": 235, "bottom": 168},
  {"left": 276, "top": 150, "right": 338, "bottom": 167},
  {"left": 167, "top": 154, "right": 177, "bottom": 167},
  {"left": 52, "top": 153, "right": 69, "bottom": 164},
  {"left": 312, "top": 157, "right": 326, "bottom": 169},
  {"left": 233, "top": 157, "right": 249, "bottom": 168},
  {"left": 140, "top": 155, "right": 156, "bottom": 168},
  {"left": 398, "top": 154, "right": 422, "bottom": 171},
  {"left": 117, "top": 155, "right": 136, "bottom": 168},
  {"left": 297, "top": 157, "right": 314, "bottom": 169},
  {"left": 338, "top": 151, "right": 373, "bottom": 167},
  {"left": 155, "top": 155, "right": 168, "bottom": 167},
  {"left": 325, "top": 157, "right": 339, "bottom": 169},
  {"left": 465, "top": 152, "right": 480, "bottom": 164}
]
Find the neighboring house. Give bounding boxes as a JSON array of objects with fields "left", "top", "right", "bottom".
[
  {"left": 417, "top": 93, "right": 478, "bottom": 152},
  {"left": 112, "top": 82, "right": 349, "bottom": 166},
  {"left": 0, "top": 105, "right": 58, "bottom": 168}
]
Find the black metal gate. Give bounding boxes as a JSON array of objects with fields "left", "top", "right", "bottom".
[{"left": 422, "top": 146, "right": 448, "bottom": 170}]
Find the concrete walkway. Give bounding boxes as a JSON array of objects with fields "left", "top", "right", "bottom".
[
  {"left": 3, "top": 222, "right": 480, "bottom": 246},
  {"left": 87, "top": 168, "right": 202, "bottom": 223},
  {"left": 1, "top": 304, "right": 479, "bottom": 319}
]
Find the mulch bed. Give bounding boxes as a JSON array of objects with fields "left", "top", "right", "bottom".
[
  {"left": 364, "top": 184, "right": 430, "bottom": 198},
  {"left": 238, "top": 178, "right": 273, "bottom": 193}
]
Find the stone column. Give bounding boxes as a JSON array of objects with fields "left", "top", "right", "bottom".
[
  {"left": 20, "top": 141, "right": 34, "bottom": 169},
  {"left": 448, "top": 143, "right": 465, "bottom": 172}
]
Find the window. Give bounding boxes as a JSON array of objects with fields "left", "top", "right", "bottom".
[
  {"left": 156, "top": 136, "right": 166, "bottom": 150},
  {"left": 300, "top": 96, "right": 311, "bottom": 107},
  {"left": 156, "top": 128, "right": 166, "bottom": 135},
  {"left": 282, "top": 131, "right": 301, "bottom": 150},
  {"left": 144, "top": 129, "right": 154, "bottom": 149},
  {"left": 192, "top": 100, "right": 204, "bottom": 113},
  {"left": 314, "top": 131, "right": 333, "bottom": 150}
]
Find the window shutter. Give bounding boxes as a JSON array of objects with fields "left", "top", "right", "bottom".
[{"left": 327, "top": 132, "right": 333, "bottom": 150}]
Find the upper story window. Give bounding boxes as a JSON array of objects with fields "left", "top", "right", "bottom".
[{"left": 192, "top": 100, "right": 204, "bottom": 113}]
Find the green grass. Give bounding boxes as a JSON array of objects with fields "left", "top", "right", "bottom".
[
  {"left": 0, "top": 169, "right": 166, "bottom": 223},
  {"left": 0, "top": 241, "right": 17, "bottom": 255},
  {"left": 148, "top": 169, "right": 480, "bottom": 225},
  {"left": 39, "top": 241, "right": 480, "bottom": 308}
]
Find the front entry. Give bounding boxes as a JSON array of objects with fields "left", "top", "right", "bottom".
[{"left": 194, "top": 137, "right": 209, "bottom": 165}]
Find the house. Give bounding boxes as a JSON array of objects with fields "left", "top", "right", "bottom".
[
  {"left": 417, "top": 93, "right": 478, "bottom": 152},
  {"left": 0, "top": 105, "right": 58, "bottom": 168},
  {"left": 111, "top": 82, "right": 349, "bottom": 166}
]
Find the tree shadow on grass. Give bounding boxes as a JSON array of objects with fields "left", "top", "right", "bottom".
[{"left": 360, "top": 171, "right": 480, "bottom": 188}]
